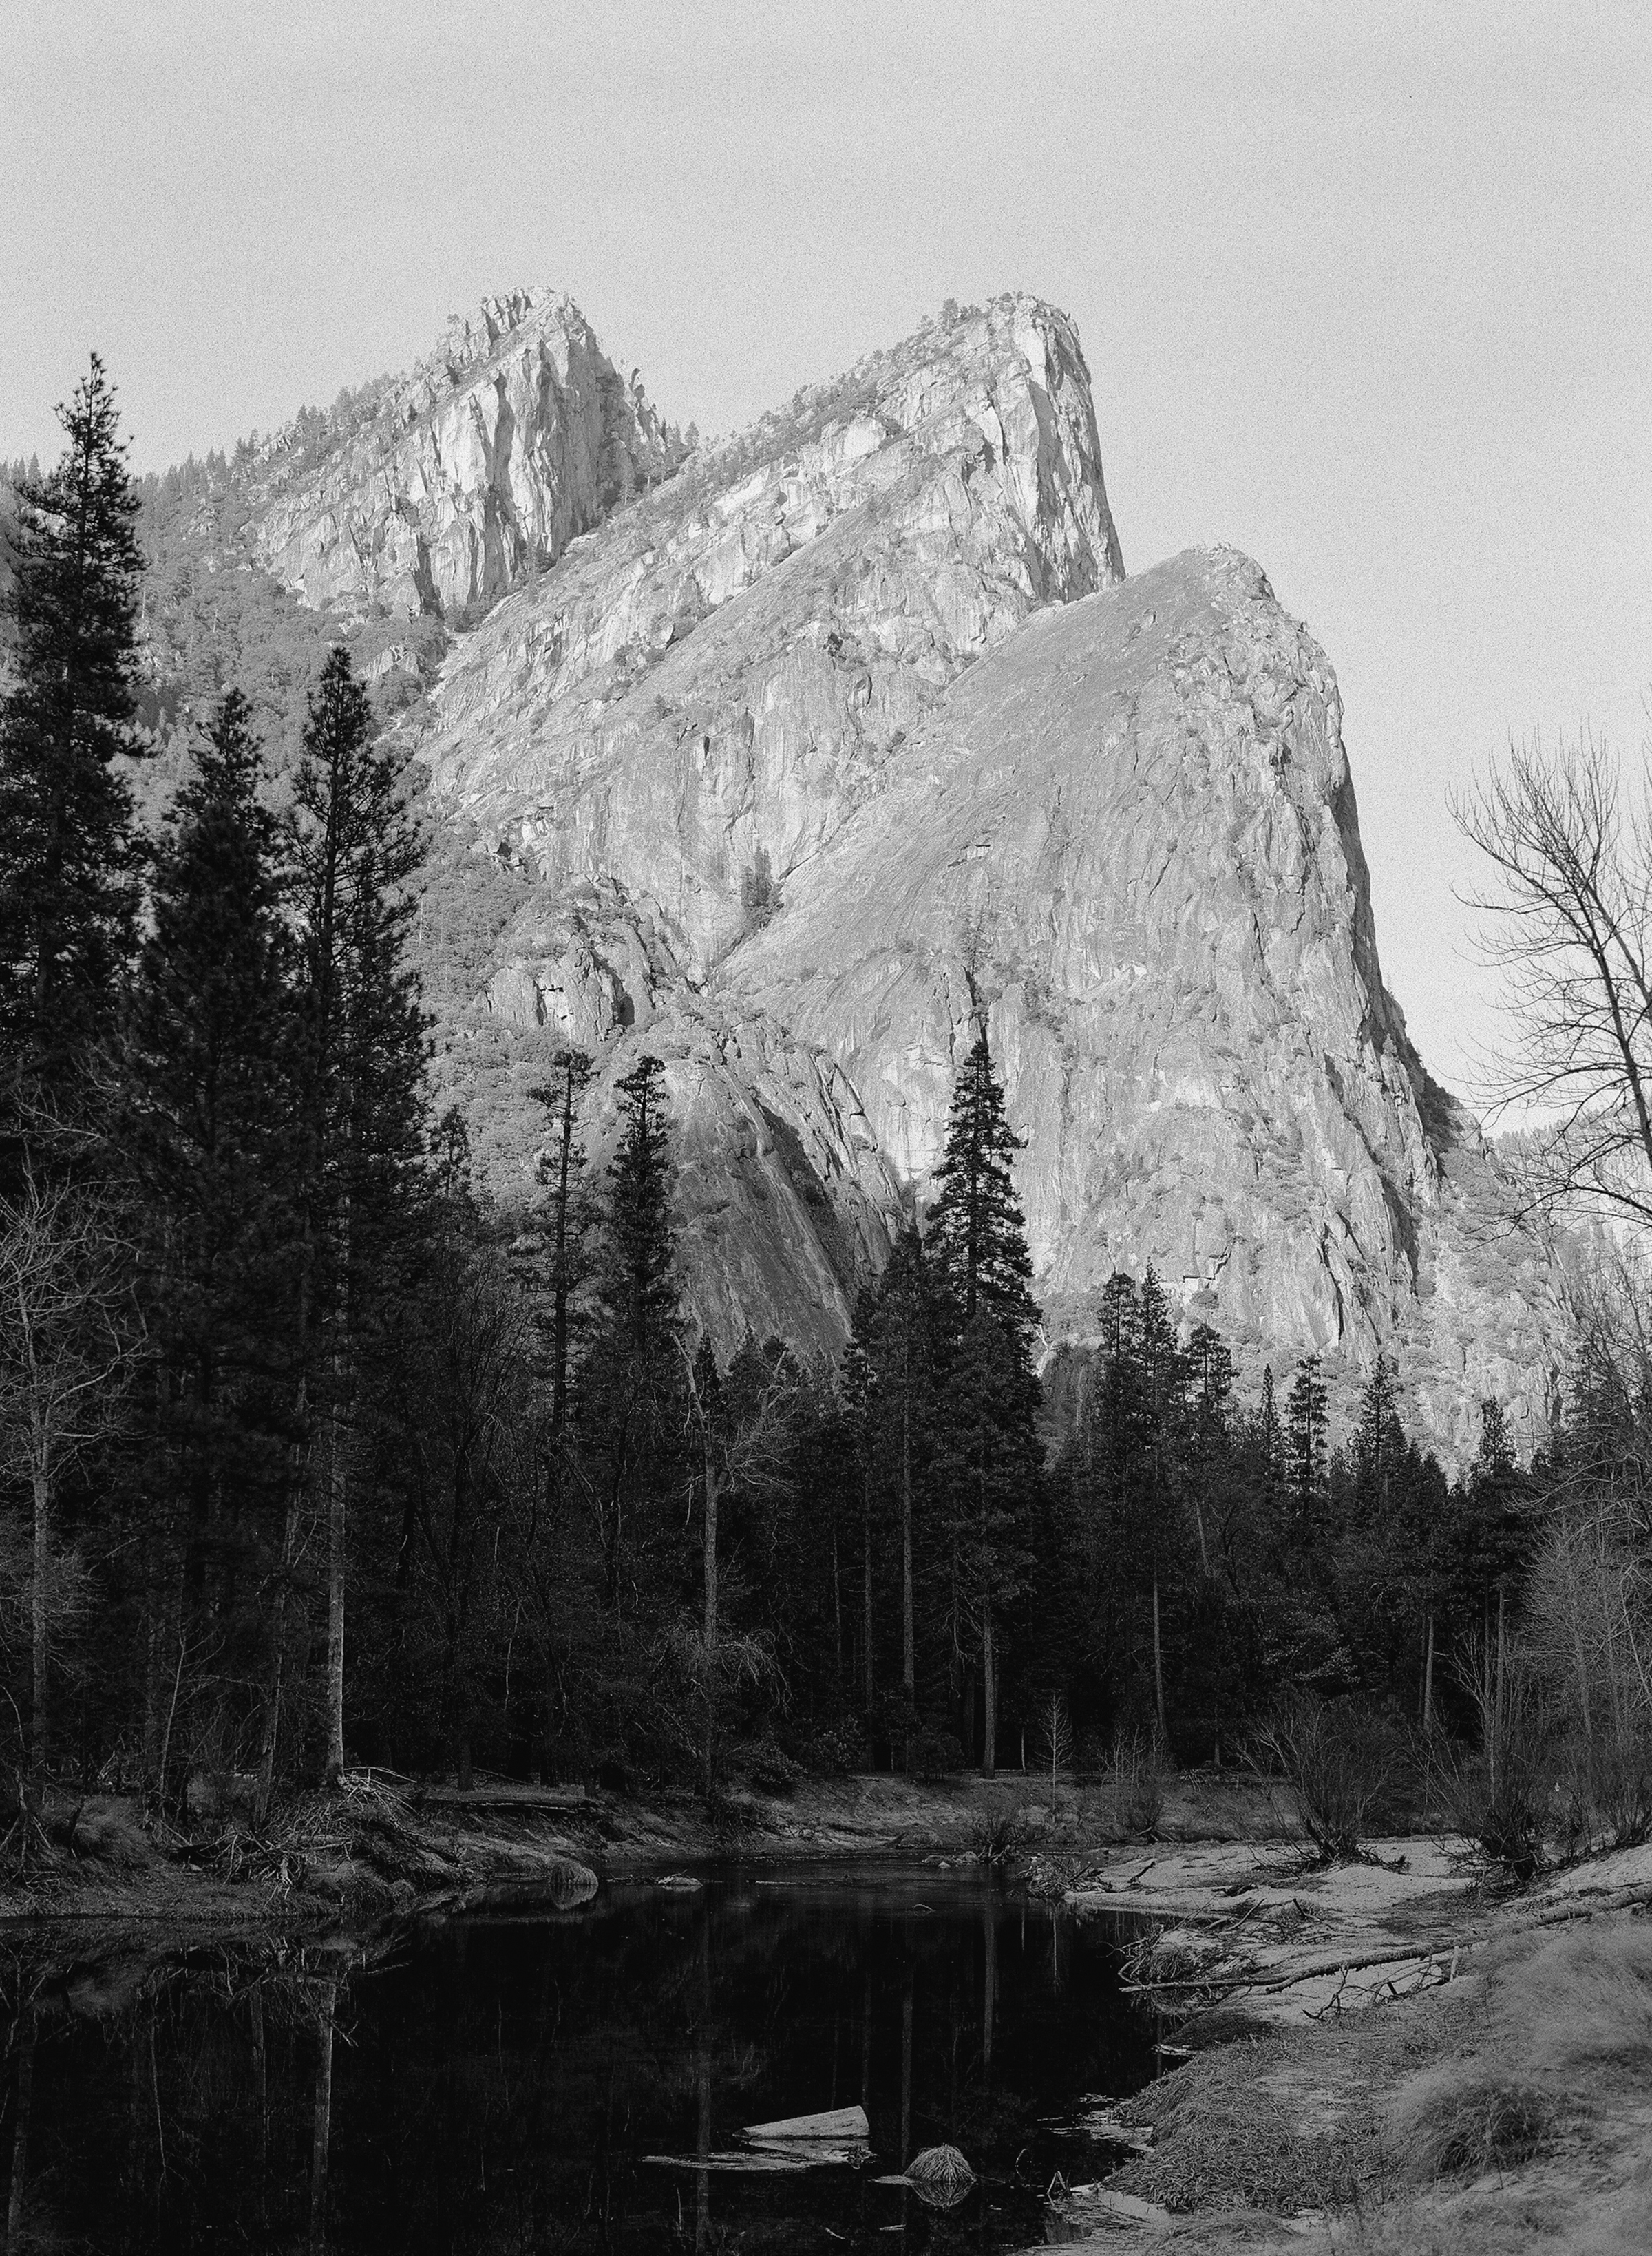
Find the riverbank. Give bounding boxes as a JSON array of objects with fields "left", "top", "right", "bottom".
[
  {"left": 0, "top": 1763, "right": 1295, "bottom": 1939},
  {"left": 1039, "top": 1839, "right": 1652, "bottom": 2252}
]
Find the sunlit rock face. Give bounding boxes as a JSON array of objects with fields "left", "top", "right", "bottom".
[
  {"left": 417, "top": 293, "right": 1124, "bottom": 971},
  {"left": 721, "top": 547, "right": 1569, "bottom": 1451},
  {"left": 275, "top": 287, "right": 1564, "bottom": 1453},
  {"left": 246, "top": 291, "right": 684, "bottom": 618}
]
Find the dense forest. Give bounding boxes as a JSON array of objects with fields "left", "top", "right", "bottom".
[{"left": 3, "top": 361, "right": 1649, "bottom": 1862}]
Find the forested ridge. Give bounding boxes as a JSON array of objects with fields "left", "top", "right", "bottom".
[{"left": 2, "top": 361, "right": 1647, "bottom": 1857}]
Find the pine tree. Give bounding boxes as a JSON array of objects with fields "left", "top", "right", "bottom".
[
  {"left": 847, "top": 1224, "right": 939, "bottom": 1746},
  {"left": 1284, "top": 1355, "right": 1328, "bottom": 1535},
  {"left": 0, "top": 356, "right": 144, "bottom": 1102},
  {"left": 283, "top": 647, "right": 428, "bottom": 1786},
  {"left": 586, "top": 1052, "right": 684, "bottom": 1617},
  {"left": 1134, "top": 1267, "right": 1189, "bottom": 1736},
  {"left": 129, "top": 689, "right": 300, "bottom": 1792},
  {"left": 604, "top": 1054, "right": 678, "bottom": 1360},
  {"left": 928, "top": 1023, "right": 1039, "bottom": 1344},
  {"left": 529, "top": 1046, "right": 595, "bottom": 1474},
  {"left": 926, "top": 1020, "right": 1040, "bottom": 1773},
  {"left": 1353, "top": 1352, "right": 1399, "bottom": 1517}
]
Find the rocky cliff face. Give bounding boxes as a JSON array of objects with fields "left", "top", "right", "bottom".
[
  {"left": 722, "top": 547, "right": 1567, "bottom": 1448},
  {"left": 246, "top": 291, "right": 684, "bottom": 619},
  {"left": 417, "top": 293, "right": 1123, "bottom": 971},
  {"left": 226, "top": 286, "right": 1566, "bottom": 1455}
]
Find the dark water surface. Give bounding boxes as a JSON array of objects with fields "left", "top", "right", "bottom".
[{"left": 3, "top": 1864, "right": 1157, "bottom": 2252}]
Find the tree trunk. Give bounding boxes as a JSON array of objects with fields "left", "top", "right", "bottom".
[
  {"left": 324, "top": 1392, "right": 346, "bottom": 1784},
  {"left": 324, "top": 1179, "right": 352, "bottom": 1786},
  {"left": 862, "top": 1469, "right": 874, "bottom": 1714},
  {"left": 30, "top": 1464, "right": 49, "bottom": 1769},
  {"left": 982, "top": 1613, "right": 997, "bottom": 1776},
  {"left": 1152, "top": 1565, "right": 1167, "bottom": 1741},
  {"left": 551, "top": 1071, "right": 574, "bottom": 1447},
  {"left": 831, "top": 1521, "right": 843, "bottom": 1689},
  {"left": 900, "top": 1968, "right": 913, "bottom": 2167},
  {"left": 257, "top": 1422, "right": 303, "bottom": 1827},
  {"left": 982, "top": 1900, "right": 997, "bottom": 2076},
  {"left": 1422, "top": 1609, "right": 1437, "bottom": 1733},
  {"left": 702, "top": 1439, "right": 719, "bottom": 1800},
  {"left": 901, "top": 1391, "right": 915, "bottom": 1711},
  {"left": 308, "top": 1979, "right": 337, "bottom": 2255},
  {"left": 6, "top": 2007, "right": 33, "bottom": 2247}
]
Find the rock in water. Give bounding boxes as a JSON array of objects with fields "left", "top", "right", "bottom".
[{"left": 905, "top": 2144, "right": 976, "bottom": 2208}]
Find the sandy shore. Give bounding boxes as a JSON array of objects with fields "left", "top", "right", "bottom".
[{"left": 1040, "top": 1838, "right": 1652, "bottom": 2253}]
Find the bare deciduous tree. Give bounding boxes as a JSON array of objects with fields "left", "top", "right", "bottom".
[
  {"left": 0, "top": 1174, "right": 135, "bottom": 1765},
  {"left": 1454, "top": 726, "right": 1652, "bottom": 1223},
  {"left": 1036, "top": 1689, "right": 1072, "bottom": 1798}
]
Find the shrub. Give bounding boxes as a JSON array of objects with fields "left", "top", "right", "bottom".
[
  {"left": 1110, "top": 1728, "right": 1165, "bottom": 1839},
  {"left": 1434, "top": 1645, "right": 1554, "bottom": 1880},
  {"left": 801, "top": 1716, "right": 871, "bottom": 1776},
  {"left": 1391, "top": 2067, "right": 1550, "bottom": 2180},
  {"left": 1251, "top": 1695, "right": 1404, "bottom": 1862},
  {"left": 911, "top": 1727, "right": 964, "bottom": 1784},
  {"left": 968, "top": 1785, "right": 1027, "bottom": 1862},
  {"left": 737, "top": 1736, "right": 803, "bottom": 1796}
]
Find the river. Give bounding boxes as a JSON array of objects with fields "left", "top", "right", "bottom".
[{"left": 2, "top": 1863, "right": 1158, "bottom": 2250}]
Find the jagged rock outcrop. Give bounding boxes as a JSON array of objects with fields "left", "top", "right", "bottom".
[
  {"left": 721, "top": 547, "right": 1568, "bottom": 1450},
  {"left": 419, "top": 293, "right": 1123, "bottom": 969},
  {"left": 246, "top": 291, "right": 684, "bottom": 618},
  {"left": 218, "top": 284, "right": 1566, "bottom": 1455}
]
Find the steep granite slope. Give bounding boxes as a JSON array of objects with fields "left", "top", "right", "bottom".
[
  {"left": 719, "top": 548, "right": 1566, "bottom": 1448},
  {"left": 223, "top": 286, "right": 1563, "bottom": 1451},
  {"left": 419, "top": 294, "right": 1122, "bottom": 971},
  {"left": 246, "top": 291, "right": 684, "bottom": 618}
]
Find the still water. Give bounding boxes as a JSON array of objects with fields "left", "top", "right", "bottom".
[{"left": 3, "top": 1865, "right": 1156, "bottom": 2252}]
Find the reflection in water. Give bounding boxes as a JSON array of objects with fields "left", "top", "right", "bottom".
[
  {"left": 311, "top": 1976, "right": 338, "bottom": 2255},
  {"left": 0, "top": 1866, "right": 1154, "bottom": 2253}
]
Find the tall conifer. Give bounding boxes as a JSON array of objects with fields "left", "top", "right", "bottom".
[
  {"left": 287, "top": 647, "right": 427, "bottom": 1785},
  {"left": 586, "top": 1052, "right": 684, "bottom": 1616},
  {"left": 130, "top": 690, "right": 299, "bottom": 1789},
  {"left": 926, "top": 1018, "right": 1040, "bottom": 1773},
  {"left": 0, "top": 357, "right": 144, "bottom": 1103}
]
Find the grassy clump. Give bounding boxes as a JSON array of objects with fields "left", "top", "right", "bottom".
[
  {"left": 1390, "top": 2067, "right": 1551, "bottom": 2180},
  {"left": 1111, "top": 2034, "right": 1382, "bottom": 2214}
]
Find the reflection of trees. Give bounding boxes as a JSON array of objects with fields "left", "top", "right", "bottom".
[
  {"left": 0, "top": 1938, "right": 365, "bottom": 2250},
  {"left": 0, "top": 1881, "right": 1158, "bottom": 2253}
]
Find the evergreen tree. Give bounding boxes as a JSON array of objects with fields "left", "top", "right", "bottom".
[
  {"left": 1352, "top": 1352, "right": 1400, "bottom": 1517},
  {"left": 604, "top": 1053, "right": 678, "bottom": 1360},
  {"left": 926, "top": 1020, "right": 1040, "bottom": 1772},
  {"left": 528, "top": 1046, "right": 595, "bottom": 1478},
  {"left": 928, "top": 1023, "right": 1039, "bottom": 1344},
  {"left": 1136, "top": 1269, "right": 1193, "bottom": 1734},
  {"left": 585, "top": 1052, "right": 684, "bottom": 1618},
  {"left": 1284, "top": 1355, "right": 1328, "bottom": 1535},
  {"left": 282, "top": 647, "right": 428, "bottom": 1786},
  {"left": 1257, "top": 1366, "right": 1280, "bottom": 1499},
  {"left": 847, "top": 1224, "right": 938, "bottom": 1743},
  {"left": 129, "top": 689, "right": 299, "bottom": 1792},
  {"left": 0, "top": 356, "right": 144, "bottom": 1103}
]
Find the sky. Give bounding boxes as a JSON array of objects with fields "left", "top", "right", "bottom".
[{"left": 3, "top": 0, "right": 1648, "bottom": 1100}]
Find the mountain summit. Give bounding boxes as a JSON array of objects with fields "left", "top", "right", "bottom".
[{"left": 241, "top": 289, "right": 1564, "bottom": 1453}]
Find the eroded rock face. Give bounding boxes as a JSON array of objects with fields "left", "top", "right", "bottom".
[
  {"left": 246, "top": 291, "right": 684, "bottom": 618},
  {"left": 419, "top": 293, "right": 1124, "bottom": 969},
  {"left": 720, "top": 547, "right": 1567, "bottom": 1451},
  {"left": 297, "top": 288, "right": 1563, "bottom": 1456}
]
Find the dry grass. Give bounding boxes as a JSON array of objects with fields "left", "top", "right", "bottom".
[
  {"left": 1108, "top": 2033, "right": 1384, "bottom": 2215},
  {"left": 1388, "top": 2067, "right": 1552, "bottom": 2179}
]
